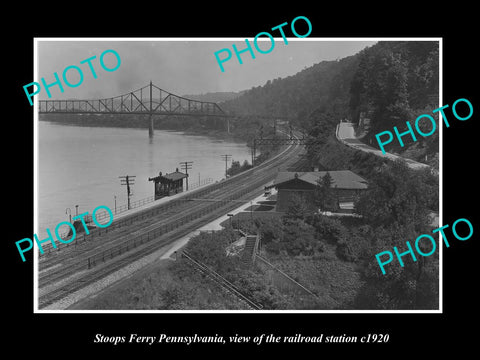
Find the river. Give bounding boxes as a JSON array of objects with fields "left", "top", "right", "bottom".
[{"left": 37, "top": 121, "right": 251, "bottom": 233}]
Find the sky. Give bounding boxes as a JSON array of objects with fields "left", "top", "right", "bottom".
[{"left": 36, "top": 39, "right": 376, "bottom": 100}]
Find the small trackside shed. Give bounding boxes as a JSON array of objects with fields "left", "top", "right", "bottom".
[{"left": 148, "top": 168, "right": 188, "bottom": 199}]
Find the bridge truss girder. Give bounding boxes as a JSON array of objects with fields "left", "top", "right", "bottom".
[{"left": 38, "top": 82, "right": 226, "bottom": 117}]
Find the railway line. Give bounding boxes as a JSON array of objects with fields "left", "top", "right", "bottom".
[{"left": 37, "top": 132, "right": 305, "bottom": 309}]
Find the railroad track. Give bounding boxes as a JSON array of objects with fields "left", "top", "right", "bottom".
[
  {"left": 39, "top": 175, "right": 275, "bottom": 290},
  {"left": 39, "top": 207, "right": 235, "bottom": 307},
  {"left": 38, "top": 132, "right": 305, "bottom": 309},
  {"left": 182, "top": 250, "right": 263, "bottom": 310}
]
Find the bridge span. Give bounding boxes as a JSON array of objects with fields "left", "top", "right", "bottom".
[
  {"left": 39, "top": 81, "right": 295, "bottom": 136},
  {"left": 39, "top": 81, "right": 227, "bottom": 137}
]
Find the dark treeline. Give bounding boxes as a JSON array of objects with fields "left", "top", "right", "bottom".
[
  {"left": 349, "top": 41, "right": 439, "bottom": 154},
  {"left": 181, "top": 91, "right": 244, "bottom": 103},
  {"left": 221, "top": 55, "right": 357, "bottom": 121},
  {"left": 40, "top": 113, "right": 226, "bottom": 131},
  {"left": 221, "top": 41, "right": 439, "bottom": 166}
]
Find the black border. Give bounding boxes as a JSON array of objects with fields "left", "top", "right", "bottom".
[{"left": 6, "top": 5, "right": 478, "bottom": 354}]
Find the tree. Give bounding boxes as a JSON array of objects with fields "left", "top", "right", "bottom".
[
  {"left": 310, "top": 214, "right": 348, "bottom": 245},
  {"left": 227, "top": 160, "right": 241, "bottom": 176},
  {"left": 282, "top": 219, "right": 319, "bottom": 256},
  {"left": 353, "top": 223, "right": 438, "bottom": 310},
  {"left": 283, "top": 192, "right": 312, "bottom": 223},
  {"left": 184, "top": 231, "right": 236, "bottom": 273},
  {"left": 257, "top": 217, "right": 284, "bottom": 246},
  {"left": 336, "top": 224, "right": 372, "bottom": 262},
  {"left": 348, "top": 41, "right": 439, "bottom": 154},
  {"left": 352, "top": 159, "right": 439, "bottom": 309},
  {"left": 314, "top": 172, "right": 338, "bottom": 212},
  {"left": 264, "top": 218, "right": 320, "bottom": 257},
  {"left": 355, "top": 160, "right": 430, "bottom": 232}
]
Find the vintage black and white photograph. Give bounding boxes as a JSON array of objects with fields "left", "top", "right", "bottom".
[{"left": 34, "top": 38, "right": 441, "bottom": 312}]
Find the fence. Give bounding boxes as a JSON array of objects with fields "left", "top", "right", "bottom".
[
  {"left": 41, "top": 173, "right": 269, "bottom": 259},
  {"left": 188, "top": 177, "right": 213, "bottom": 191},
  {"left": 113, "top": 196, "right": 156, "bottom": 215},
  {"left": 55, "top": 178, "right": 215, "bottom": 240}
]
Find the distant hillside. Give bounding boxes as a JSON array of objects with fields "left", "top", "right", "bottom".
[
  {"left": 220, "top": 41, "right": 439, "bottom": 164},
  {"left": 221, "top": 55, "right": 360, "bottom": 124},
  {"left": 182, "top": 91, "right": 245, "bottom": 103}
]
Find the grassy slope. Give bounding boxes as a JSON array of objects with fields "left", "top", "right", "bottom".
[
  {"left": 73, "top": 228, "right": 364, "bottom": 310},
  {"left": 261, "top": 243, "right": 363, "bottom": 310},
  {"left": 69, "top": 259, "right": 247, "bottom": 310}
]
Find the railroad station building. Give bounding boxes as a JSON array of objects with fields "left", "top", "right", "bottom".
[
  {"left": 268, "top": 170, "right": 368, "bottom": 213},
  {"left": 148, "top": 169, "right": 188, "bottom": 199}
]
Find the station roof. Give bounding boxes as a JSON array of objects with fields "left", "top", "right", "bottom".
[
  {"left": 271, "top": 170, "right": 368, "bottom": 190},
  {"left": 149, "top": 171, "right": 188, "bottom": 182},
  {"left": 163, "top": 171, "right": 188, "bottom": 181}
]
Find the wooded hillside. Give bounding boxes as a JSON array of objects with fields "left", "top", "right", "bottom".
[{"left": 221, "top": 41, "right": 439, "bottom": 162}]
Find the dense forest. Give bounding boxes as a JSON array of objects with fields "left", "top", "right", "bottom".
[
  {"left": 221, "top": 55, "right": 357, "bottom": 120},
  {"left": 221, "top": 40, "right": 439, "bottom": 166},
  {"left": 349, "top": 41, "right": 439, "bottom": 157}
]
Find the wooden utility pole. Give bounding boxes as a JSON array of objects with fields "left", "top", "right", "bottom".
[
  {"left": 220, "top": 154, "right": 232, "bottom": 178},
  {"left": 179, "top": 161, "right": 193, "bottom": 190},
  {"left": 119, "top": 175, "right": 136, "bottom": 210}
]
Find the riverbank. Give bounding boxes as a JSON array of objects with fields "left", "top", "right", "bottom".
[{"left": 39, "top": 114, "right": 252, "bottom": 148}]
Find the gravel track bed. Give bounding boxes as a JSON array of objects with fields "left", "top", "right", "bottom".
[{"left": 42, "top": 243, "right": 174, "bottom": 310}]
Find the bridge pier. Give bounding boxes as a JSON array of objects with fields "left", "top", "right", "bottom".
[{"left": 148, "top": 115, "right": 154, "bottom": 137}]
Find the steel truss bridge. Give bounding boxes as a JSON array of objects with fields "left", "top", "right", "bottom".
[
  {"left": 38, "top": 81, "right": 294, "bottom": 136},
  {"left": 39, "top": 81, "right": 226, "bottom": 117}
]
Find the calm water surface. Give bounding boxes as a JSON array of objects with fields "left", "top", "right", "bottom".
[{"left": 38, "top": 122, "right": 251, "bottom": 233}]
